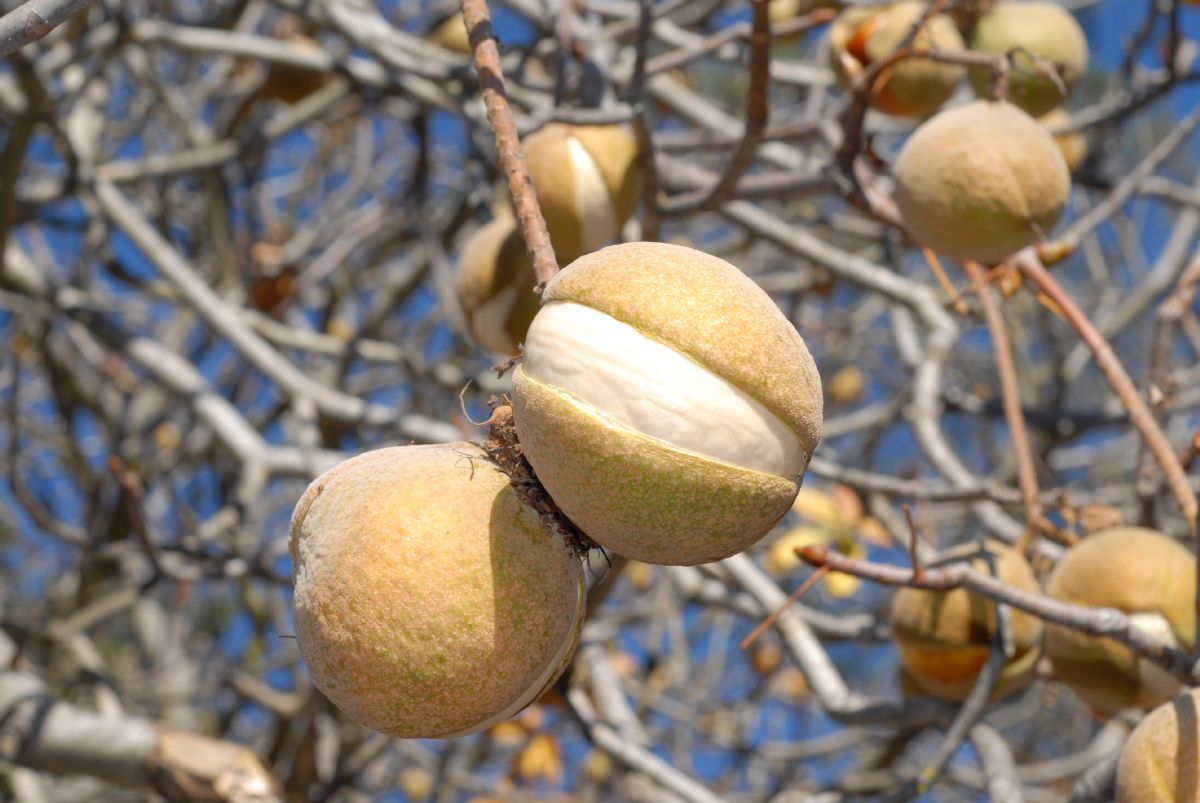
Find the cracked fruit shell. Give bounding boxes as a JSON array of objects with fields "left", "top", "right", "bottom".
[{"left": 512, "top": 241, "right": 823, "bottom": 566}]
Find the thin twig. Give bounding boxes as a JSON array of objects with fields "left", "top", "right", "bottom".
[
  {"left": 0, "top": 0, "right": 93, "bottom": 57},
  {"left": 1016, "top": 251, "right": 1198, "bottom": 533},
  {"left": 461, "top": 0, "right": 558, "bottom": 287},
  {"left": 964, "top": 259, "right": 1043, "bottom": 555}
]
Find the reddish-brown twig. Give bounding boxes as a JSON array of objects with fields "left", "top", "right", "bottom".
[
  {"left": 1015, "top": 251, "right": 1198, "bottom": 534},
  {"left": 963, "top": 259, "right": 1043, "bottom": 555},
  {"left": 739, "top": 565, "right": 830, "bottom": 651},
  {"left": 460, "top": 0, "right": 559, "bottom": 287},
  {"left": 662, "top": 0, "right": 772, "bottom": 212}
]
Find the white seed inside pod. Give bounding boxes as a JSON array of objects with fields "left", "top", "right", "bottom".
[
  {"left": 566, "top": 136, "right": 618, "bottom": 254},
  {"left": 520, "top": 301, "right": 805, "bottom": 477}
]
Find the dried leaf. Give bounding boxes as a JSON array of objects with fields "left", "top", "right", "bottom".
[
  {"left": 624, "top": 560, "right": 655, "bottom": 591},
  {"left": 583, "top": 749, "right": 613, "bottom": 783},
  {"left": 514, "top": 733, "right": 562, "bottom": 785},
  {"left": 1079, "top": 504, "right": 1123, "bottom": 534},
  {"left": 765, "top": 526, "right": 835, "bottom": 575},
  {"left": 830, "top": 484, "right": 864, "bottom": 525},
  {"left": 855, "top": 516, "right": 894, "bottom": 548},
  {"left": 828, "top": 365, "right": 865, "bottom": 405},
  {"left": 792, "top": 488, "right": 845, "bottom": 530},
  {"left": 488, "top": 720, "right": 528, "bottom": 746}
]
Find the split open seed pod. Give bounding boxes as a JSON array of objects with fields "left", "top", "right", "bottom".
[
  {"left": 512, "top": 241, "right": 823, "bottom": 566},
  {"left": 893, "top": 99, "right": 1070, "bottom": 264},
  {"left": 827, "top": 0, "right": 965, "bottom": 118},
  {"left": 1116, "top": 689, "right": 1200, "bottom": 803},
  {"left": 455, "top": 217, "right": 538, "bottom": 355},
  {"left": 290, "top": 443, "right": 585, "bottom": 739},
  {"left": 968, "top": 1, "right": 1088, "bottom": 117},
  {"left": 521, "top": 123, "right": 641, "bottom": 264},
  {"left": 889, "top": 540, "right": 1043, "bottom": 701},
  {"left": 1045, "top": 527, "right": 1196, "bottom": 717}
]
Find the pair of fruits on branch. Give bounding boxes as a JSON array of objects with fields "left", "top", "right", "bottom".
[
  {"left": 890, "top": 528, "right": 1196, "bottom": 720},
  {"left": 292, "top": 240, "right": 824, "bottom": 738},
  {"left": 827, "top": 0, "right": 1087, "bottom": 119}
]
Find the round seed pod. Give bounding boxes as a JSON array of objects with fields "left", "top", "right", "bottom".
[
  {"left": 1045, "top": 527, "right": 1196, "bottom": 717},
  {"left": 889, "top": 541, "right": 1044, "bottom": 701},
  {"left": 521, "top": 124, "right": 641, "bottom": 264},
  {"left": 968, "top": 2, "right": 1088, "bottom": 117},
  {"left": 893, "top": 99, "right": 1070, "bottom": 265},
  {"left": 455, "top": 217, "right": 538, "bottom": 355},
  {"left": 828, "top": 1, "right": 965, "bottom": 119},
  {"left": 512, "top": 241, "right": 823, "bottom": 566},
  {"left": 1116, "top": 689, "right": 1200, "bottom": 803},
  {"left": 1039, "top": 108, "right": 1088, "bottom": 173},
  {"left": 290, "top": 443, "right": 585, "bottom": 739}
]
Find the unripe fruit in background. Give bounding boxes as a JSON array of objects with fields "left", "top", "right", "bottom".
[
  {"left": 1044, "top": 527, "right": 1196, "bottom": 717},
  {"left": 521, "top": 124, "right": 641, "bottom": 264},
  {"left": 426, "top": 12, "right": 470, "bottom": 55},
  {"left": 455, "top": 217, "right": 538, "bottom": 355},
  {"left": 1115, "top": 689, "right": 1200, "bottom": 803},
  {"left": 893, "top": 100, "right": 1070, "bottom": 264},
  {"left": 889, "top": 541, "right": 1043, "bottom": 701},
  {"left": 290, "top": 443, "right": 585, "bottom": 739},
  {"left": 968, "top": 2, "right": 1088, "bottom": 117},
  {"left": 1039, "top": 108, "right": 1088, "bottom": 173},
  {"left": 512, "top": 242, "right": 823, "bottom": 566},
  {"left": 828, "top": 1, "right": 965, "bottom": 119}
]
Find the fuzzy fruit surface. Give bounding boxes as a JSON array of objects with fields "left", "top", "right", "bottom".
[
  {"left": 889, "top": 540, "right": 1043, "bottom": 702},
  {"left": 512, "top": 241, "right": 823, "bottom": 566},
  {"left": 1116, "top": 689, "right": 1200, "bottom": 802},
  {"left": 968, "top": 1, "right": 1088, "bottom": 117},
  {"left": 290, "top": 443, "right": 585, "bottom": 739},
  {"left": 828, "top": 1, "right": 965, "bottom": 118},
  {"left": 1045, "top": 527, "right": 1196, "bottom": 717},
  {"left": 893, "top": 99, "right": 1070, "bottom": 265}
]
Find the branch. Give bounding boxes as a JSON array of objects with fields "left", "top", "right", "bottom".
[
  {"left": 1015, "top": 251, "right": 1198, "bottom": 532},
  {"left": 0, "top": 0, "right": 93, "bottom": 57},
  {"left": 797, "top": 544, "right": 1200, "bottom": 684},
  {"left": 0, "top": 670, "right": 280, "bottom": 801},
  {"left": 460, "top": 0, "right": 558, "bottom": 287}
]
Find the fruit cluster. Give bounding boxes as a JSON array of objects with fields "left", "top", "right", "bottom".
[
  {"left": 819, "top": 0, "right": 1089, "bottom": 264},
  {"left": 292, "top": 241, "right": 824, "bottom": 738},
  {"left": 889, "top": 528, "right": 1195, "bottom": 720}
]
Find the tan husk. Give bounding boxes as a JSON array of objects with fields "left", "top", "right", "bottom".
[
  {"left": 1045, "top": 527, "right": 1196, "bottom": 717},
  {"left": 290, "top": 443, "right": 585, "bottom": 739},
  {"left": 512, "top": 241, "right": 823, "bottom": 566},
  {"left": 889, "top": 540, "right": 1044, "bottom": 701},
  {"left": 893, "top": 100, "right": 1070, "bottom": 265},
  {"left": 828, "top": 1, "right": 965, "bottom": 119},
  {"left": 521, "top": 124, "right": 641, "bottom": 263},
  {"left": 968, "top": 1, "right": 1088, "bottom": 117},
  {"left": 1039, "top": 108, "right": 1088, "bottom": 173},
  {"left": 1116, "top": 689, "right": 1200, "bottom": 802},
  {"left": 513, "top": 369, "right": 802, "bottom": 565},
  {"left": 455, "top": 218, "right": 537, "bottom": 355}
]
